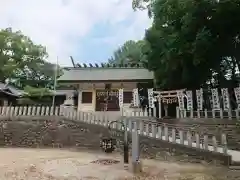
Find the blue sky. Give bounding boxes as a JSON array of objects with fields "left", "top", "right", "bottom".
[
  {"left": 0, "top": 0, "right": 151, "bottom": 66},
  {"left": 75, "top": 16, "right": 143, "bottom": 64}
]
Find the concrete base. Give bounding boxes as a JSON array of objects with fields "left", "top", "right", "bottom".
[{"left": 132, "top": 161, "right": 142, "bottom": 174}]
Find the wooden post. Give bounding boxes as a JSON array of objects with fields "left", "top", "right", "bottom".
[
  {"left": 157, "top": 125, "right": 162, "bottom": 139},
  {"left": 221, "top": 133, "right": 227, "bottom": 154},
  {"left": 158, "top": 95, "right": 162, "bottom": 118},
  {"left": 172, "top": 128, "right": 176, "bottom": 143},
  {"left": 132, "top": 130, "right": 142, "bottom": 173},
  {"left": 151, "top": 124, "right": 156, "bottom": 138}
]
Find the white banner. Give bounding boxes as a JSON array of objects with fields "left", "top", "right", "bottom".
[
  {"left": 234, "top": 87, "right": 240, "bottom": 109},
  {"left": 196, "top": 89, "right": 203, "bottom": 110},
  {"left": 186, "top": 91, "right": 193, "bottom": 110},
  {"left": 211, "top": 88, "right": 220, "bottom": 110},
  {"left": 118, "top": 88, "right": 124, "bottom": 108},
  {"left": 148, "top": 88, "right": 154, "bottom": 108},
  {"left": 221, "top": 88, "right": 230, "bottom": 110},
  {"left": 132, "top": 88, "right": 139, "bottom": 107},
  {"left": 177, "top": 91, "right": 185, "bottom": 110}
]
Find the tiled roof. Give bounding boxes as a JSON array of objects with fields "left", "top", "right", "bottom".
[
  {"left": 0, "top": 82, "right": 24, "bottom": 96},
  {"left": 58, "top": 65, "right": 154, "bottom": 82}
]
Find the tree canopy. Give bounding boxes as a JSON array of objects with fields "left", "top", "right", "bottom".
[
  {"left": 0, "top": 28, "right": 59, "bottom": 91},
  {"left": 132, "top": 0, "right": 240, "bottom": 89},
  {"left": 108, "top": 40, "right": 147, "bottom": 65}
]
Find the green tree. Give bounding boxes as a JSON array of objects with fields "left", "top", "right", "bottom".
[
  {"left": 108, "top": 40, "right": 147, "bottom": 65},
  {"left": 141, "top": 0, "right": 240, "bottom": 89},
  {"left": 0, "top": 28, "right": 59, "bottom": 89}
]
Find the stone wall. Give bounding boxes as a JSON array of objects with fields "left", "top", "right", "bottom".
[{"left": 0, "top": 116, "right": 231, "bottom": 166}]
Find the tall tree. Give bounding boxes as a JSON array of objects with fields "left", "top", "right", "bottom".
[
  {"left": 108, "top": 40, "right": 147, "bottom": 65},
  {"left": 0, "top": 28, "right": 58, "bottom": 89},
  {"left": 141, "top": 0, "right": 240, "bottom": 89}
]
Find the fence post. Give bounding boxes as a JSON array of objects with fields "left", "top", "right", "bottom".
[
  {"left": 212, "top": 136, "right": 218, "bottom": 152},
  {"left": 164, "top": 124, "right": 168, "bottom": 141},
  {"left": 145, "top": 123, "right": 149, "bottom": 136},
  {"left": 220, "top": 109, "right": 223, "bottom": 119},
  {"left": 10, "top": 106, "right": 14, "bottom": 117},
  {"left": 187, "top": 131, "right": 192, "bottom": 147},
  {"left": 36, "top": 106, "right": 40, "bottom": 116},
  {"left": 151, "top": 124, "right": 156, "bottom": 138},
  {"left": 176, "top": 107, "right": 179, "bottom": 118},
  {"left": 23, "top": 106, "right": 27, "bottom": 115},
  {"left": 157, "top": 125, "right": 162, "bottom": 139},
  {"left": 14, "top": 106, "right": 19, "bottom": 116},
  {"left": 153, "top": 107, "right": 157, "bottom": 117},
  {"left": 197, "top": 109, "right": 200, "bottom": 118},
  {"left": 190, "top": 109, "right": 194, "bottom": 118},
  {"left": 18, "top": 106, "right": 23, "bottom": 115},
  {"left": 221, "top": 133, "right": 227, "bottom": 154},
  {"left": 212, "top": 109, "right": 215, "bottom": 118},
  {"left": 228, "top": 109, "right": 232, "bottom": 120},
  {"left": 55, "top": 106, "right": 59, "bottom": 116},
  {"left": 144, "top": 108, "right": 148, "bottom": 117},
  {"left": 41, "top": 106, "right": 45, "bottom": 116},
  {"left": 128, "top": 119, "right": 132, "bottom": 132},
  {"left": 179, "top": 130, "right": 184, "bottom": 145},
  {"left": 50, "top": 106, "right": 54, "bottom": 115},
  {"left": 184, "top": 109, "right": 187, "bottom": 118},
  {"left": 6, "top": 106, "right": 10, "bottom": 116},
  {"left": 32, "top": 106, "right": 36, "bottom": 116},
  {"left": 139, "top": 121, "right": 144, "bottom": 135},
  {"left": 45, "top": 107, "right": 50, "bottom": 115},
  {"left": 1, "top": 106, "right": 5, "bottom": 115},
  {"left": 195, "top": 133, "right": 200, "bottom": 148},
  {"left": 172, "top": 128, "right": 176, "bottom": 143},
  {"left": 203, "top": 135, "right": 208, "bottom": 150},
  {"left": 204, "top": 109, "right": 208, "bottom": 118},
  {"left": 236, "top": 109, "right": 239, "bottom": 119}
]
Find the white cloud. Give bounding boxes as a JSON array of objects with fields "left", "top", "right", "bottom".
[{"left": 0, "top": 0, "right": 151, "bottom": 66}]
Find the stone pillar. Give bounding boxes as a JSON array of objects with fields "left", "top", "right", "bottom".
[{"left": 132, "top": 130, "right": 142, "bottom": 173}]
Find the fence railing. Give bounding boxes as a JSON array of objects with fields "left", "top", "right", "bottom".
[
  {"left": 122, "top": 106, "right": 240, "bottom": 120},
  {"left": 177, "top": 108, "right": 240, "bottom": 119},
  {"left": 61, "top": 108, "right": 228, "bottom": 155},
  {"left": 0, "top": 106, "right": 61, "bottom": 116},
  {"left": 0, "top": 105, "right": 230, "bottom": 156}
]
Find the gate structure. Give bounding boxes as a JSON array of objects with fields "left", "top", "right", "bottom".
[{"left": 120, "top": 87, "right": 240, "bottom": 119}]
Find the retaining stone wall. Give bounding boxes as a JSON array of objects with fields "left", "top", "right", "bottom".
[{"left": 0, "top": 116, "right": 231, "bottom": 166}]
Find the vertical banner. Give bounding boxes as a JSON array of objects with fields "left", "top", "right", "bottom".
[
  {"left": 186, "top": 90, "right": 193, "bottom": 110},
  {"left": 234, "top": 87, "right": 240, "bottom": 109},
  {"left": 132, "top": 88, "right": 139, "bottom": 107},
  {"left": 177, "top": 90, "right": 185, "bottom": 110},
  {"left": 148, "top": 88, "right": 154, "bottom": 108},
  {"left": 221, "top": 88, "right": 230, "bottom": 110},
  {"left": 196, "top": 89, "right": 203, "bottom": 110},
  {"left": 211, "top": 88, "right": 220, "bottom": 110},
  {"left": 118, "top": 88, "right": 124, "bottom": 108}
]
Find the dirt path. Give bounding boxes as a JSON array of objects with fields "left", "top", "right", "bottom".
[{"left": 0, "top": 148, "right": 237, "bottom": 180}]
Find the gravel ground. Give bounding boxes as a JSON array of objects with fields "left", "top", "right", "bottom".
[{"left": 0, "top": 148, "right": 238, "bottom": 180}]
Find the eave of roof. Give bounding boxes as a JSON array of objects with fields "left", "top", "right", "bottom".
[{"left": 58, "top": 67, "right": 154, "bottom": 82}]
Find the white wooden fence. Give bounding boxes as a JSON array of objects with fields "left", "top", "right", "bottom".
[
  {"left": 0, "top": 106, "right": 61, "bottom": 116},
  {"left": 122, "top": 106, "right": 240, "bottom": 120},
  {"left": 61, "top": 107, "right": 228, "bottom": 156},
  {"left": 0, "top": 105, "right": 229, "bottom": 156}
]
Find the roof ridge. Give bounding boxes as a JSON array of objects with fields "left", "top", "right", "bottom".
[{"left": 70, "top": 63, "right": 145, "bottom": 68}]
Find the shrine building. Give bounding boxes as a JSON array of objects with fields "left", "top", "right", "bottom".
[{"left": 57, "top": 63, "right": 154, "bottom": 112}]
